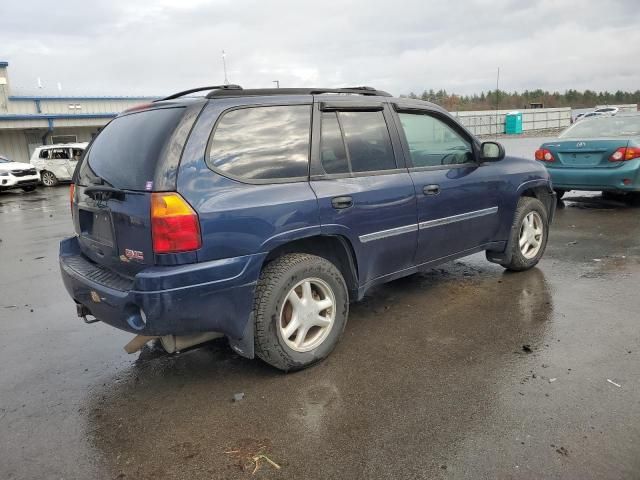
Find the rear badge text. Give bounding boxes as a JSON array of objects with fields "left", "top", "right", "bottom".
[{"left": 124, "top": 249, "right": 144, "bottom": 262}]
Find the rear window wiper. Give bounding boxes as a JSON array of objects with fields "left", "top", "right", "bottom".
[{"left": 84, "top": 185, "right": 125, "bottom": 201}]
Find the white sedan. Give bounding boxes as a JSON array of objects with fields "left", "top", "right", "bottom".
[{"left": 0, "top": 155, "right": 40, "bottom": 192}]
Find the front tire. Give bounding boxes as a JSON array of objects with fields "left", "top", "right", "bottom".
[
  {"left": 253, "top": 253, "right": 349, "bottom": 371},
  {"left": 41, "top": 171, "right": 58, "bottom": 187},
  {"left": 21, "top": 185, "right": 37, "bottom": 192},
  {"left": 500, "top": 197, "right": 549, "bottom": 272}
]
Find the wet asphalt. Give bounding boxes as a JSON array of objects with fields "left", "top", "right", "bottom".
[{"left": 1, "top": 148, "right": 639, "bottom": 479}]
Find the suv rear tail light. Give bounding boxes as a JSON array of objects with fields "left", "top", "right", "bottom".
[
  {"left": 69, "top": 183, "right": 75, "bottom": 214},
  {"left": 535, "top": 148, "right": 555, "bottom": 162},
  {"left": 610, "top": 147, "right": 640, "bottom": 162},
  {"left": 151, "top": 192, "right": 201, "bottom": 254}
]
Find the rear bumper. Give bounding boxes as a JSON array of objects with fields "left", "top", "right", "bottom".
[
  {"left": 547, "top": 160, "right": 640, "bottom": 191},
  {"left": 59, "top": 236, "right": 264, "bottom": 340}
]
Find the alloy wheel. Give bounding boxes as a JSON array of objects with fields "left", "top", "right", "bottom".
[
  {"left": 519, "top": 211, "right": 543, "bottom": 259},
  {"left": 41, "top": 172, "right": 56, "bottom": 187},
  {"left": 279, "top": 277, "right": 336, "bottom": 352}
]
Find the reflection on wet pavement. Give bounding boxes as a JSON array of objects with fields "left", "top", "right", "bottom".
[{"left": 1, "top": 186, "right": 639, "bottom": 479}]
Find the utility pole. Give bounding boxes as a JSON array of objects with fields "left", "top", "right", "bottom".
[
  {"left": 222, "top": 50, "right": 229, "bottom": 85},
  {"left": 273, "top": 80, "right": 280, "bottom": 88}
]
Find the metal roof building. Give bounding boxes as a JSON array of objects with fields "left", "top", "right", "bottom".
[{"left": 0, "top": 61, "right": 157, "bottom": 163}]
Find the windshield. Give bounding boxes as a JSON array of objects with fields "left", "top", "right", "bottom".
[
  {"left": 560, "top": 116, "right": 640, "bottom": 138},
  {"left": 0, "top": 156, "right": 9, "bottom": 163}
]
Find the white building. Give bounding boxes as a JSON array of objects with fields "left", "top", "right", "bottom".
[{"left": 0, "top": 61, "right": 156, "bottom": 163}]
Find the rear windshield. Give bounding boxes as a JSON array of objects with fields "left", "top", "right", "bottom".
[
  {"left": 78, "top": 107, "right": 185, "bottom": 190},
  {"left": 560, "top": 116, "right": 640, "bottom": 139}
]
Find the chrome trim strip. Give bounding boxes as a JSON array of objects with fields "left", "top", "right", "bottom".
[
  {"left": 419, "top": 207, "right": 498, "bottom": 230},
  {"left": 359, "top": 223, "right": 418, "bottom": 243},
  {"left": 358, "top": 207, "right": 498, "bottom": 243}
]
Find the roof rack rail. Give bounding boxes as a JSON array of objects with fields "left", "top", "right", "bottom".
[
  {"left": 157, "top": 84, "right": 243, "bottom": 102},
  {"left": 206, "top": 86, "right": 391, "bottom": 98}
]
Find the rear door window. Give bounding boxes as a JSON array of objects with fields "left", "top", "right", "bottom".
[
  {"left": 320, "top": 110, "right": 397, "bottom": 175},
  {"left": 320, "top": 112, "right": 350, "bottom": 174},
  {"left": 78, "top": 107, "right": 185, "bottom": 190},
  {"left": 208, "top": 105, "right": 311, "bottom": 181}
]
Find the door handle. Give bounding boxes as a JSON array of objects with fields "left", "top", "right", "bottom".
[
  {"left": 423, "top": 184, "right": 440, "bottom": 196},
  {"left": 331, "top": 196, "right": 354, "bottom": 209}
]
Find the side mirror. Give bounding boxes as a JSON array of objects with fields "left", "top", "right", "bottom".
[{"left": 480, "top": 141, "right": 505, "bottom": 161}]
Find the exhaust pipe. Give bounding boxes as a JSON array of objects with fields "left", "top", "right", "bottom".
[
  {"left": 123, "top": 332, "right": 223, "bottom": 354},
  {"left": 160, "top": 332, "right": 223, "bottom": 354},
  {"left": 123, "top": 335, "right": 158, "bottom": 354}
]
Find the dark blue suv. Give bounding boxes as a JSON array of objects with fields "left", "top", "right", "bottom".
[{"left": 59, "top": 85, "right": 556, "bottom": 371}]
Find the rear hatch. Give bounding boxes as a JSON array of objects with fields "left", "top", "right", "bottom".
[
  {"left": 542, "top": 139, "right": 629, "bottom": 168},
  {"left": 73, "top": 105, "right": 191, "bottom": 277}
]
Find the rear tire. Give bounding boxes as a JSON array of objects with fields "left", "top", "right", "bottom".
[
  {"left": 624, "top": 192, "right": 640, "bottom": 206},
  {"left": 602, "top": 191, "right": 639, "bottom": 204},
  {"left": 253, "top": 253, "right": 349, "bottom": 371},
  {"left": 500, "top": 197, "right": 549, "bottom": 272},
  {"left": 41, "top": 171, "right": 58, "bottom": 187},
  {"left": 21, "top": 185, "right": 37, "bottom": 192}
]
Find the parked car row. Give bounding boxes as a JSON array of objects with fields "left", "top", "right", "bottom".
[
  {"left": 0, "top": 142, "right": 87, "bottom": 192},
  {"left": 573, "top": 106, "right": 619, "bottom": 123}
]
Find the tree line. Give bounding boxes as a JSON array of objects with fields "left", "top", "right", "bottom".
[{"left": 401, "top": 89, "right": 640, "bottom": 111}]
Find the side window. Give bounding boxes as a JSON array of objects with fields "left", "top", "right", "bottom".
[
  {"left": 319, "top": 110, "right": 396, "bottom": 175},
  {"left": 340, "top": 111, "right": 396, "bottom": 173},
  {"left": 320, "top": 112, "right": 349, "bottom": 174},
  {"left": 208, "top": 105, "right": 311, "bottom": 181},
  {"left": 71, "top": 149, "right": 84, "bottom": 160},
  {"left": 39, "top": 149, "right": 50, "bottom": 159},
  {"left": 50, "top": 148, "right": 70, "bottom": 160},
  {"left": 398, "top": 113, "right": 474, "bottom": 167}
]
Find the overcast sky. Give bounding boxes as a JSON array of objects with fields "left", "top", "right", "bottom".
[{"left": 1, "top": 0, "right": 638, "bottom": 97}]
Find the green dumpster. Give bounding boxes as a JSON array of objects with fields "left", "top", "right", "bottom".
[{"left": 505, "top": 112, "right": 523, "bottom": 134}]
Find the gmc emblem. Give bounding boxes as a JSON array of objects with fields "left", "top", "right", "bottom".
[{"left": 124, "top": 249, "right": 144, "bottom": 261}]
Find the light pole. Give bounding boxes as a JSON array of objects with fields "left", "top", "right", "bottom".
[{"left": 273, "top": 80, "right": 280, "bottom": 88}]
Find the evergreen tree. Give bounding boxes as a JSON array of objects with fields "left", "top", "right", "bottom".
[{"left": 399, "top": 88, "right": 640, "bottom": 111}]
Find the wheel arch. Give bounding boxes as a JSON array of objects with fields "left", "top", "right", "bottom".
[
  {"left": 262, "top": 234, "right": 359, "bottom": 300},
  {"left": 518, "top": 181, "right": 556, "bottom": 223},
  {"left": 488, "top": 179, "right": 555, "bottom": 266}
]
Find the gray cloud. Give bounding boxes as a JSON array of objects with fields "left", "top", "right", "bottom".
[{"left": 1, "top": 0, "right": 638, "bottom": 97}]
